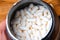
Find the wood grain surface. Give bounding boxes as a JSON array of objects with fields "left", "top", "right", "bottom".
[
  {"left": 0, "top": 0, "right": 60, "bottom": 40},
  {"left": 0, "top": 0, "right": 18, "bottom": 22}
]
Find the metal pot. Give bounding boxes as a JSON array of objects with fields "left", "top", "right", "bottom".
[{"left": 6, "top": 0, "right": 55, "bottom": 40}]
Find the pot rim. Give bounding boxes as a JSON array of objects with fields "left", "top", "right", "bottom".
[{"left": 6, "top": 0, "right": 55, "bottom": 40}]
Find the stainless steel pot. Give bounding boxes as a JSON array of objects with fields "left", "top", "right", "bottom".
[{"left": 6, "top": 0, "right": 55, "bottom": 40}]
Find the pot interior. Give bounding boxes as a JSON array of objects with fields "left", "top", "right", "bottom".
[{"left": 8, "top": 2, "right": 54, "bottom": 40}]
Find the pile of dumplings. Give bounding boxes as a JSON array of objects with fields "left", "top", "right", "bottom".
[{"left": 11, "top": 4, "right": 52, "bottom": 40}]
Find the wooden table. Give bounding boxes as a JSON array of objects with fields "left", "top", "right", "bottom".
[
  {"left": 0, "top": 0, "right": 17, "bottom": 22},
  {"left": 0, "top": 0, "right": 60, "bottom": 40}
]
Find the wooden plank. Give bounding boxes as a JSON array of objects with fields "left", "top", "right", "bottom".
[{"left": 0, "top": 0, "right": 17, "bottom": 22}]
